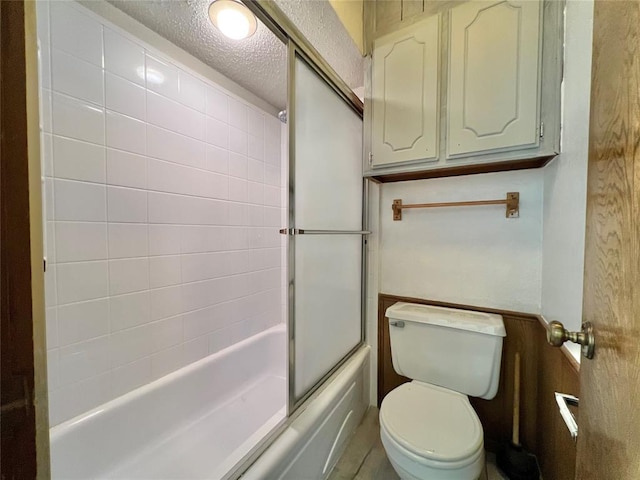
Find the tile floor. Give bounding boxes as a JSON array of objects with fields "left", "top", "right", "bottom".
[{"left": 329, "top": 407, "right": 508, "bottom": 480}]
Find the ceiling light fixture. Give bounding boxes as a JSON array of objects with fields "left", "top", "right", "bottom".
[{"left": 208, "top": 0, "right": 257, "bottom": 40}]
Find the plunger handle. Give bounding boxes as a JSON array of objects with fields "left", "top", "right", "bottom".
[{"left": 512, "top": 352, "right": 521, "bottom": 446}]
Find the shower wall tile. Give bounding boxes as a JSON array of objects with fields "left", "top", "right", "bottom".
[
  {"left": 54, "top": 179, "right": 106, "bottom": 222},
  {"left": 52, "top": 49, "right": 104, "bottom": 106},
  {"left": 57, "top": 299, "right": 109, "bottom": 347},
  {"left": 105, "top": 73, "right": 146, "bottom": 121},
  {"left": 145, "top": 54, "right": 180, "bottom": 100},
  {"left": 41, "top": 90, "right": 53, "bottom": 135},
  {"left": 151, "top": 345, "right": 184, "bottom": 381},
  {"left": 55, "top": 222, "right": 108, "bottom": 263},
  {"left": 206, "top": 117, "right": 229, "bottom": 149},
  {"left": 104, "top": 28, "right": 145, "bottom": 86},
  {"left": 42, "top": 133, "right": 54, "bottom": 177},
  {"left": 149, "top": 255, "right": 181, "bottom": 289},
  {"left": 147, "top": 125, "right": 207, "bottom": 170},
  {"left": 107, "top": 186, "right": 147, "bottom": 223},
  {"left": 248, "top": 109, "right": 265, "bottom": 138},
  {"left": 207, "top": 145, "right": 229, "bottom": 174},
  {"left": 52, "top": 93, "right": 105, "bottom": 145},
  {"left": 248, "top": 135, "right": 264, "bottom": 161},
  {"left": 46, "top": 307, "right": 59, "bottom": 349},
  {"left": 229, "top": 127, "right": 248, "bottom": 155},
  {"left": 206, "top": 87, "right": 228, "bottom": 122},
  {"left": 228, "top": 97, "right": 248, "bottom": 132},
  {"left": 53, "top": 136, "right": 106, "bottom": 184},
  {"left": 39, "top": 0, "right": 285, "bottom": 426},
  {"left": 106, "top": 111, "right": 146, "bottom": 155},
  {"left": 112, "top": 357, "right": 152, "bottom": 397},
  {"left": 178, "top": 71, "right": 206, "bottom": 113},
  {"left": 109, "top": 291, "right": 150, "bottom": 332},
  {"left": 56, "top": 261, "right": 109, "bottom": 305},
  {"left": 106, "top": 149, "right": 147, "bottom": 189},
  {"left": 108, "top": 258, "right": 149, "bottom": 296},
  {"left": 50, "top": 1, "right": 103, "bottom": 66},
  {"left": 147, "top": 91, "right": 206, "bottom": 141},
  {"left": 108, "top": 223, "right": 149, "bottom": 259}
]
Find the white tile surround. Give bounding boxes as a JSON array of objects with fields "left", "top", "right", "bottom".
[{"left": 37, "top": 1, "right": 285, "bottom": 426}]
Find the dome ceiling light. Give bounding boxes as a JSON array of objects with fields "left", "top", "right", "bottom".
[{"left": 208, "top": 0, "right": 257, "bottom": 40}]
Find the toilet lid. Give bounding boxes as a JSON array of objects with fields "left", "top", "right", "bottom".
[{"left": 380, "top": 382, "right": 483, "bottom": 463}]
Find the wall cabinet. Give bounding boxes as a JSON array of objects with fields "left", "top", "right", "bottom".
[
  {"left": 447, "top": 0, "right": 541, "bottom": 158},
  {"left": 364, "top": 0, "right": 562, "bottom": 178},
  {"left": 371, "top": 15, "right": 440, "bottom": 167}
]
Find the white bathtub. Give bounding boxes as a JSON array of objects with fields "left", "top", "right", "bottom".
[
  {"left": 50, "top": 324, "right": 287, "bottom": 479},
  {"left": 243, "top": 344, "right": 370, "bottom": 480}
]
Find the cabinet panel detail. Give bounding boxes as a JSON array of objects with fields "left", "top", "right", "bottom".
[
  {"left": 382, "top": 39, "right": 424, "bottom": 150},
  {"left": 448, "top": 0, "right": 541, "bottom": 158},
  {"left": 372, "top": 15, "right": 440, "bottom": 167}
]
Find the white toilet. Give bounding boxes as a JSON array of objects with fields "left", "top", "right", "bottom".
[{"left": 380, "top": 302, "right": 506, "bottom": 480}]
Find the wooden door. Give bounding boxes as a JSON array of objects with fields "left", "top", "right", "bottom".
[
  {"left": 576, "top": 1, "right": 640, "bottom": 478},
  {"left": 447, "top": 0, "right": 541, "bottom": 158},
  {"left": 371, "top": 14, "right": 440, "bottom": 167}
]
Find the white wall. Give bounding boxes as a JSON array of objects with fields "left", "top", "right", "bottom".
[
  {"left": 541, "top": 0, "right": 594, "bottom": 333},
  {"left": 37, "top": 1, "right": 285, "bottom": 426},
  {"left": 379, "top": 170, "right": 544, "bottom": 313}
]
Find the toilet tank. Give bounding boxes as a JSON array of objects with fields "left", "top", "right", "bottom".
[{"left": 386, "top": 302, "right": 506, "bottom": 400}]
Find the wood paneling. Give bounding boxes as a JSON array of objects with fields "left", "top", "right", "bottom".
[
  {"left": 370, "top": 155, "right": 554, "bottom": 183},
  {"left": 576, "top": 1, "right": 640, "bottom": 478},
  {"left": 377, "top": 293, "right": 578, "bottom": 478},
  {"left": 401, "top": 0, "right": 424, "bottom": 20},
  {"left": 367, "top": 0, "right": 463, "bottom": 49},
  {"left": 374, "top": 0, "right": 402, "bottom": 33},
  {"left": 536, "top": 327, "right": 580, "bottom": 480}
]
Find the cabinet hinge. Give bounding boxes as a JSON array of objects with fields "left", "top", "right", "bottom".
[
  {"left": 368, "top": 152, "right": 373, "bottom": 165},
  {"left": 539, "top": 122, "right": 545, "bottom": 138}
]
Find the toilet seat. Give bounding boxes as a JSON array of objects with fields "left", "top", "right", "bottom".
[{"left": 380, "top": 381, "right": 484, "bottom": 479}]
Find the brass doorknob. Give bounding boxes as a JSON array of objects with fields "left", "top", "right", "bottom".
[{"left": 547, "top": 320, "right": 595, "bottom": 359}]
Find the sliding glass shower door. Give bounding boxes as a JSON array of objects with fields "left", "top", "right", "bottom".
[{"left": 288, "top": 48, "right": 364, "bottom": 407}]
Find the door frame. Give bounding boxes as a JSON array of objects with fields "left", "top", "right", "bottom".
[{"left": 0, "top": 0, "right": 50, "bottom": 477}]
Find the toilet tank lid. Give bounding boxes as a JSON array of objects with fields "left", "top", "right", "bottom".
[{"left": 386, "top": 302, "right": 506, "bottom": 337}]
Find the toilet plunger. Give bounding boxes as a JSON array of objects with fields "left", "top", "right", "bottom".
[{"left": 496, "top": 352, "right": 540, "bottom": 480}]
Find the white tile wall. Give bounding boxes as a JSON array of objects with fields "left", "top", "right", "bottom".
[{"left": 37, "top": 1, "right": 286, "bottom": 426}]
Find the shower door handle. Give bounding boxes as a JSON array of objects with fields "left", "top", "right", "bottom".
[{"left": 279, "top": 228, "right": 371, "bottom": 235}]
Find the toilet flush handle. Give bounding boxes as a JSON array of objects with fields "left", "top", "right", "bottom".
[
  {"left": 547, "top": 320, "right": 595, "bottom": 359},
  {"left": 390, "top": 320, "right": 405, "bottom": 328}
]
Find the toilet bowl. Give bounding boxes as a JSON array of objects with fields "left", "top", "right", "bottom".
[
  {"left": 381, "top": 302, "right": 506, "bottom": 480},
  {"left": 379, "top": 382, "right": 484, "bottom": 480}
]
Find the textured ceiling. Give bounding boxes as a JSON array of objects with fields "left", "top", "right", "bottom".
[
  {"left": 105, "top": 0, "right": 364, "bottom": 111},
  {"left": 273, "top": 0, "right": 363, "bottom": 91},
  {"left": 106, "top": 0, "right": 288, "bottom": 109}
]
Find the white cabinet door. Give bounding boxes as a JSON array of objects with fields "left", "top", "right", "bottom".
[
  {"left": 447, "top": 0, "right": 541, "bottom": 158},
  {"left": 371, "top": 14, "right": 440, "bottom": 167}
]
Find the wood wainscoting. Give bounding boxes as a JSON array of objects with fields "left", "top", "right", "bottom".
[{"left": 377, "top": 294, "right": 580, "bottom": 480}]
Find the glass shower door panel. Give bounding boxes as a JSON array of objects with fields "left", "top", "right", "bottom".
[
  {"left": 294, "top": 235, "right": 362, "bottom": 398},
  {"left": 291, "top": 54, "right": 364, "bottom": 402},
  {"left": 294, "top": 58, "right": 362, "bottom": 231}
]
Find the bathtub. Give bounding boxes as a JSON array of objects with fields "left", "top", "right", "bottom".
[
  {"left": 50, "top": 324, "right": 287, "bottom": 479},
  {"left": 243, "top": 344, "right": 370, "bottom": 480}
]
